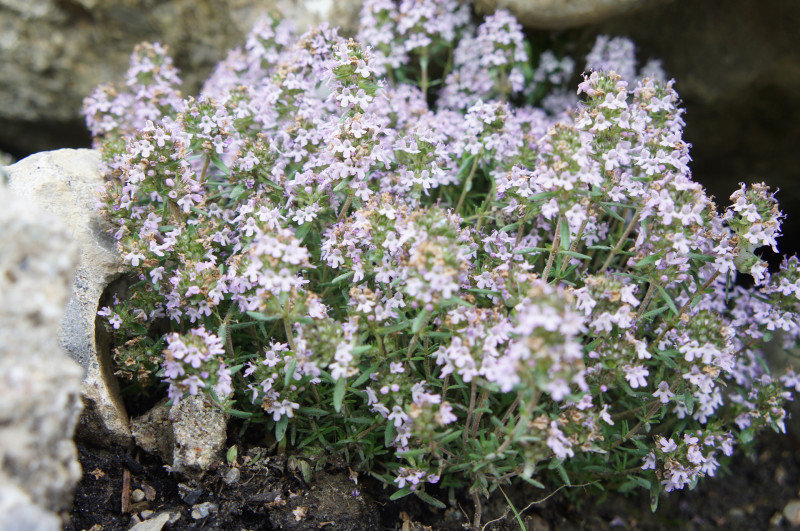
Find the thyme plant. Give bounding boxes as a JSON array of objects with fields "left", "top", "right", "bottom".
[{"left": 84, "top": 2, "right": 800, "bottom": 526}]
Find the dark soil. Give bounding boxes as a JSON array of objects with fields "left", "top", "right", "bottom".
[{"left": 66, "top": 429, "right": 800, "bottom": 531}]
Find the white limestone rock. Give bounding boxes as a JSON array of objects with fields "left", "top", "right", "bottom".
[
  {"left": 7, "top": 148, "right": 131, "bottom": 448},
  {"left": 131, "top": 394, "right": 229, "bottom": 478},
  {"left": 0, "top": 179, "right": 83, "bottom": 523}
]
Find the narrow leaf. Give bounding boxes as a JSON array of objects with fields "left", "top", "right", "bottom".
[
  {"left": 414, "top": 490, "right": 446, "bottom": 509},
  {"left": 333, "top": 378, "right": 346, "bottom": 413},
  {"left": 275, "top": 415, "right": 288, "bottom": 441},
  {"left": 655, "top": 284, "right": 679, "bottom": 317}
]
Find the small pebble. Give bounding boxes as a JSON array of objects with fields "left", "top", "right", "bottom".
[
  {"left": 224, "top": 467, "right": 241, "bottom": 485},
  {"left": 131, "top": 489, "right": 145, "bottom": 503},
  {"left": 783, "top": 499, "right": 800, "bottom": 525},
  {"left": 178, "top": 483, "right": 203, "bottom": 505},
  {"left": 191, "top": 502, "right": 218, "bottom": 520},
  {"left": 128, "top": 512, "right": 171, "bottom": 531},
  {"left": 140, "top": 510, "right": 154, "bottom": 519}
]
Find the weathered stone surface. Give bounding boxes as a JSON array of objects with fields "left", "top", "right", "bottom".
[
  {"left": 130, "top": 400, "right": 174, "bottom": 463},
  {"left": 132, "top": 395, "right": 229, "bottom": 477},
  {"left": 0, "top": 179, "right": 83, "bottom": 520},
  {"left": 0, "top": 485, "right": 62, "bottom": 531},
  {"left": 170, "top": 394, "right": 229, "bottom": 475},
  {"left": 0, "top": 0, "right": 361, "bottom": 156},
  {"left": 475, "top": 0, "right": 663, "bottom": 29},
  {"left": 6, "top": 148, "right": 132, "bottom": 448}
]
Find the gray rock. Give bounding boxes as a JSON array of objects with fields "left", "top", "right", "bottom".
[
  {"left": 0, "top": 485, "right": 62, "bottom": 531},
  {"left": 6, "top": 148, "right": 132, "bottom": 448},
  {"left": 170, "top": 394, "right": 229, "bottom": 475},
  {"left": 0, "top": 0, "right": 361, "bottom": 156},
  {"left": 128, "top": 511, "right": 171, "bottom": 531},
  {"left": 0, "top": 179, "right": 83, "bottom": 520},
  {"left": 131, "top": 399, "right": 174, "bottom": 462},
  {"left": 133, "top": 394, "right": 229, "bottom": 477},
  {"left": 784, "top": 499, "right": 800, "bottom": 526},
  {"left": 190, "top": 502, "right": 218, "bottom": 520},
  {"left": 475, "top": 0, "right": 664, "bottom": 29},
  {"left": 177, "top": 483, "right": 204, "bottom": 506}
]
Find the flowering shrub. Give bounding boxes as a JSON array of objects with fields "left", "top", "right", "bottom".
[{"left": 84, "top": 1, "right": 799, "bottom": 524}]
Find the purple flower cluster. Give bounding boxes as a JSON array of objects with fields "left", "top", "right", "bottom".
[{"left": 87, "top": 1, "right": 800, "bottom": 513}]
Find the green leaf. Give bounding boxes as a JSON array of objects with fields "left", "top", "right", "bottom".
[
  {"left": 456, "top": 155, "right": 477, "bottom": 182},
  {"left": 297, "top": 407, "right": 329, "bottom": 417},
  {"left": 158, "top": 225, "right": 177, "bottom": 233},
  {"left": 295, "top": 222, "right": 312, "bottom": 241},
  {"left": 499, "top": 221, "right": 521, "bottom": 233},
  {"left": 466, "top": 288, "right": 502, "bottom": 296},
  {"left": 555, "top": 464, "right": 571, "bottom": 486},
  {"left": 246, "top": 311, "right": 280, "bottom": 322},
  {"left": 330, "top": 271, "right": 355, "bottom": 284},
  {"left": 389, "top": 487, "right": 412, "bottom": 501},
  {"left": 655, "top": 284, "right": 679, "bottom": 317},
  {"left": 437, "top": 429, "right": 463, "bottom": 445},
  {"left": 346, "top": 416, "right": 375, "bottom": 425},
  {"left": 210, "top": 154, "right": 231, "bottom": 176},
  {"left": 333, "top": 378, "right": 346, "bottom": 413},
  {"left": 600, "top": 204, "right": 626, "bottom": 223},
  {"left": 226, "top": 445, "right": 238, "bottom": 465},
  {"left": 284, "top": 358, "right": 297, "bottom": 388},
  {"left": 353, "top": 363, "right": 380, "bottom": 387},
  {"left": 513, "top": 247, "right": 548, "bottom": 255},
  {"left": 521, "top": 476, "right": 545, "bottom": 489},
  {"left": 688, "top": 252, "right": 715, "bottom": 263},
  {"left": 634, "top": 254, "right": 660, "bottom": 268},
  {"left": 412, "top": 309, "right": 428, "bottom": 334},
  {"left": 333, "top": 179, "right": 351, "bottom": 192},
  {"left": 498, "top": 487, "right": 525, "bottom": 530},
  {"left": 423, "top": 331, "right": 452, "bottom": 339},
  {"left": 225, "top": 408, "right": 254, "bottom": 419},
  {"left": 559, "top": 217, "right": 570, "bottom": 252},
  {"left": 376, "top": 321, "right": 410, "bottom": 334},
  {"left": 385, "top": 422, "right": 395, "bottom": 447},
  {"left": 560, "top": 250, "right": 592, "bottom": 260},
  {"left": 440, "top": 297, "right": 474, "bottom": 308},
  {"left": 397, "top": 448, "right": 428, "bottom": 458},
  {"left": 275, "top": 415, "right": 289, "bottom": 442},
  {"left": 641, "top": 305, "right": 669, "bottom": 320},
  {"left": 229, "top": 184, "right": 246, "bottom": 200},
  {"left": 414, "top": 490, "right": 446, "bottom": 509}
]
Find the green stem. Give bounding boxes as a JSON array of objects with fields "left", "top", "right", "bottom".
[
  {"left": 336, "top": 194, "right": 354, "bottom": 224},
  {"left": 635, "top": 281, "right": 658, "bottom": 321},
  {"left": 456, "top": 155, "right": 481, "bottom": 215},
  {"left": 558, "top": 216, "right": 589, "bottom": 275},
  {"left": 201, "top": 154, "right": 211, "bottom": 181},
  {"left": 600, "top": 207, "right": 641, "bottom": 272},
  {"left": 463, "top": 380, "right": 478, "bottom": 450},
  {"left": 475, "top": 178, "right": 495, "bottom": 233},
  {"left": 420, "top": 50, "right": 429, "bottom": 96},
  {"left": 543, "top": 217, "right": 561, "bottom": 282},
  {"left": 470, "top": 388, "right": 491, "bottom": 439}
]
